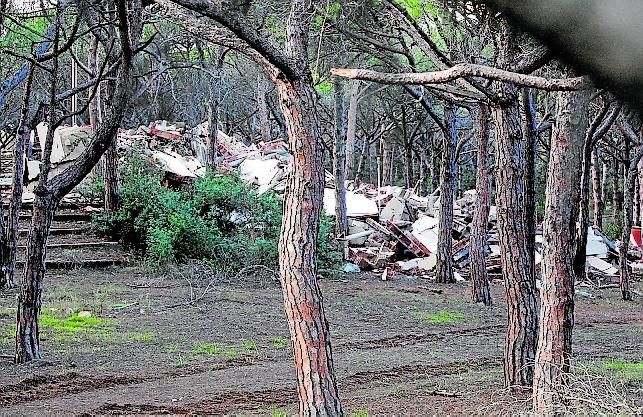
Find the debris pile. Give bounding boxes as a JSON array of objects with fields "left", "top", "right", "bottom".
[{"left": 8, "top": 119, "right": 637, "bottom": 284}]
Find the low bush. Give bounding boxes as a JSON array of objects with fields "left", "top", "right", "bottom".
[{"left": 94, "top": 158, "right": 340, "bottom": 275}]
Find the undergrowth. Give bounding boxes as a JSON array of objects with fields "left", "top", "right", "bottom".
[{"left": 94, "top": 158, "right": 341, "bottom": 275}]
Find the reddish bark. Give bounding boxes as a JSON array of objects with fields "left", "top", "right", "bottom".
[
  {"left": 533, "top": 87, "right": 590, "bottom": 413},
  {"left": 276, "top": 77, "right": 343, "bottom": 415}
]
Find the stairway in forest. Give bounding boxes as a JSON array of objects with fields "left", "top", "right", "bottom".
[{"left": 1, "top": 152, "right": 132, "bottom": 269}]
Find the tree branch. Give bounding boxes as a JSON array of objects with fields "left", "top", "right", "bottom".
[{"left": 331, "top": 64, "right": 590, "bottom": 91}]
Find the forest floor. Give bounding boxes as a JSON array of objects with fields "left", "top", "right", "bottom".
[{"left": 0, "top": 263, "right": 641, "bottom": 416}]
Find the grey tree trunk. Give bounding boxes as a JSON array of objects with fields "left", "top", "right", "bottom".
[
  {"left": 435, "top": 104, "right": 457, "bottom": 284},
  {"left": 470, "top": 104, "right": 492, "bottom": 305},
  {"left": 333, "top": 78, "right": 348, "bottom": 237},
  {"left": 345, "top": 80, "right": 360, "bottom": 180},
  {"left": 592, "top": 149, "right": 603, "bottom": 227},
  {"left": 257, "top": 74, "right": 271, "bottom": 143}
]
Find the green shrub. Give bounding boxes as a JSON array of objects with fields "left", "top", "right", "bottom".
[
  {"left": 95, "top": 158, "right": 340, "bottom": 274},
  {"left": 604, "top": 216, "right": 623, "bottom": 242}
]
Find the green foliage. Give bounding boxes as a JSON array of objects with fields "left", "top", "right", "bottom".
[
  {"left": 603, "top": 216, "right": 623, "bottom": 242},
  {"left": 95, "top": 158, "right": 340, "bottom": 274},
  {"left": 412, "top": 310, "right": 465, "bottom": 324},
  {"left": 349, "top": 411, "right": 370, "bottom": 417}
]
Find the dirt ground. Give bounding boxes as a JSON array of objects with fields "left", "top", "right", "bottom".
[{"left": 0, "top": 265, "right": 641, "bottom": 416}]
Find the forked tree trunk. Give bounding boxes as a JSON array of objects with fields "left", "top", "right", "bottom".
[
  {"left": 533, "top": 87, "right": 590, "bottom": 414},
  {"left": 333, "top": 78, "right": 348, "bottom": 237},
  {"left": 592, "top": 149, "right": 603, "bottom": 227},
  {"left": 15, "top": 195, "right": 57, "bottom": 362},
  {"left": 470, "top": 105, "right": 492, "bottom": 305},
  {"left": 493, "top": 96, "right": 538, "bottom": 388},
  {"left": 276, "top": 77, "right": 343, "bottom": 415},
  {"left": 435, "top": 104, "right": 457, "bottom": 284}
]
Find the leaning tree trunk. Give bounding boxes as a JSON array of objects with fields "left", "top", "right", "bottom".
[
  {"left": 492, "top": 96, "right": 538, "bottom": 389},
  {"left": 333, "top": 78, "right": 348, "bottom": 238},
  {"left": 533, "top": 87, "right": 590, "bottom": 414},
  {"left": 435, "top": 104, "right": 458, "bottom": 284},
  {"left": 470, "top": 104, "right": 492, "bottom": 305},
  {"left": 276, "top": 77, "right": 343, "bottom": 415},
  {"left": 592, "top": 149, "right": 603, "bottom": 227}
]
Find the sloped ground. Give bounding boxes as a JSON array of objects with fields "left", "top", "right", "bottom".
[{"left": 0, "top": 265, "right": 640, "bottom": 416}]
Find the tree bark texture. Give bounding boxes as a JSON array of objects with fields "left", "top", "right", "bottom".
[
  {"left": 619, "top": 150, "right": 643, "bottom": 301},
  {"left": 533, "top": 87, "right": 590, "bottom": 414},
  {"left": 104, "top": 135, "right": 119, "bottom": 212},
  {"left": 15, "top": 195, "right": 57, "bottom": 363},
  {"left": 257, "top": 74, "right": 271, "bottom": 143},
  {"left": 333, "top": 78, "right": 348, "bottom": 238},
  {"left": 592, "top": 149, "right": 603, "bottom": 227},
  {"left": 345, "top": 80, "right": 360, "bottom": 180},
  {"left": 1, "top": 67, "right": 34, "bottom": 289},
  {"left": 276, "top": 76, "right": 343, "bottom": 416},
  {"left": 436, "top": 104, "right": 457, "bottom": 284},
  {"left": 470, "top": 105, "right": 492, "bottom": 305},
  {"left": 493, "top": 96, "right": 538, "bottom": 388}
]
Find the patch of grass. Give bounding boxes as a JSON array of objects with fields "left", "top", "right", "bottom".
[
  {"left": 603, "top": 360, "right": 643, "bottom": 382},
  {"left": 125, "top": 331, "right": 156, "bottom": 342},
  {"left": 192, "top": 342, "right": 221, "bottom": 356},
  {"left": 269, "top": 407, "right": 288, "bottom": 417},
  {"left": 41, "top": 313, "right": 113, "bottom": 334},
  {"left": 270, "top": 336, "right": 288, "bottom": 350},
  {"left": 412, "top": 310, "right": 465, "bottom": 324},
  {"left": 224, "top": 349, "right": 238, "bottom": 358},
  {"left": 242, "top": 340, "right": 257, "bottom": 351},
  {"left": 349, "top": 410, "right": 369, "bottom": 417}
]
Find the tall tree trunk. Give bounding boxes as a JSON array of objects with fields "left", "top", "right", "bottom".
[
  {"left": 614, "top": 158, "right": 624, "bottom": 217},
  {"left": 492, "top": 22, "right": 538, "bottom": 388},
  {"left": 592, "top": 149, "right": 603, "bottom": 227},
  {"left": 345, "top": 80, "right": 360, "bottom": 180},
  {"left": 533, "top": 87, "right": 590, "bottom": 414},
  {"left": 381, "top": 138, "right": 392, "bottom": 186},
  {"left": 619, "top": 149, "right": 643, "bottom": 301},
  {"left": 333, "top": 78, "right": 348, "bottom": 238},
  {"left": 436, "top": 104, "right": 457, "bottom": 284},
  {"left": 522, "top": 89, "right": 537, "bottom": 270},
  {"left": 470, "top": 104, "right": 492, "bottom": 305},
  {"left": 257, "top": 74, "right": 271, "bottom": 143},
  {"left": 418, "top": 139, "right": 428, "bottom": 196},
  {"left": 601, "top": 160, "right": 608, "bottom": 219},
  {"left": 1, "top": 67, "right": 34, "bottom": 289},
  {"left": 276, "top": 76, "right": 343, "bottom": 415},
  {"left": 493, "top": 96, "right": 538, "bottom": 388}
]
